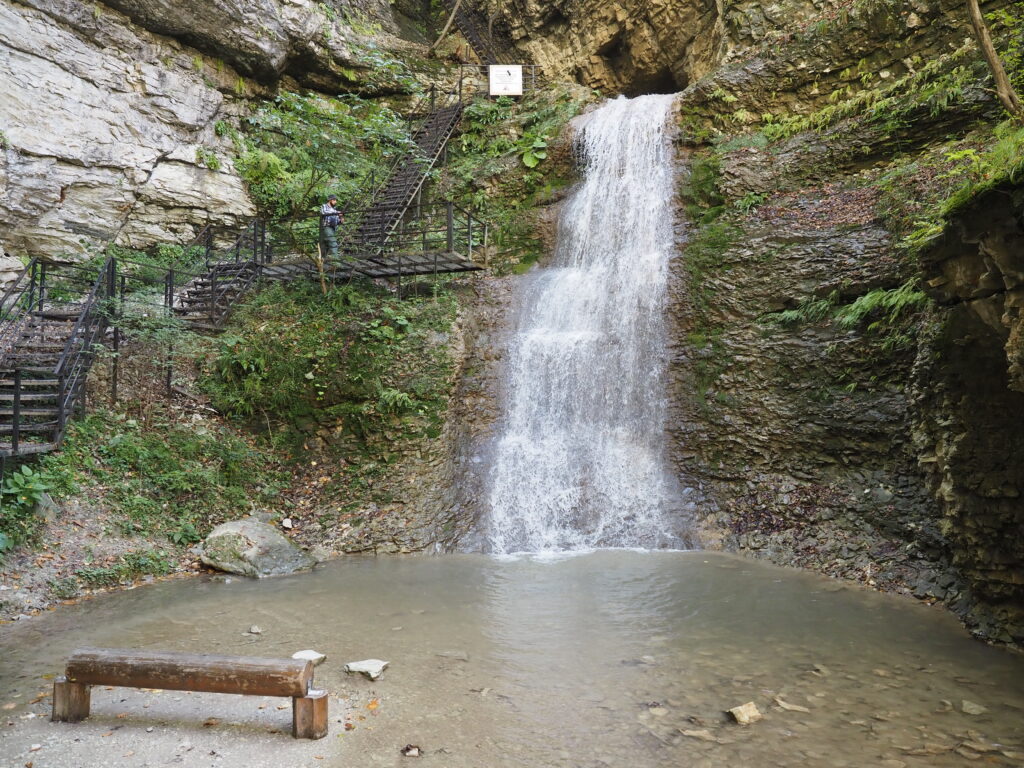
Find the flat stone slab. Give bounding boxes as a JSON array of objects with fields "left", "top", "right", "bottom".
[
  {"left": 344, "top": 659, "right": 389, "bottom": 681},
  {"left": 292, "top": 650, "right": 327, "bottom": 667}
]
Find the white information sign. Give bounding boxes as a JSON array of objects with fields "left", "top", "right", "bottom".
[{"left": 489, "top": 65, "right": 524, "bottom": 97}]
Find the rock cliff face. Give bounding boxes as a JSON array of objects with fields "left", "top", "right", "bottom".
[
  {"left": 490, "top": 0, "right": 735, "bottom": 95},
  {"left": 651, "top": 0, "right": 1024, "bottom": 645},
  {"left": 0, "top": 0, "right": 407, "bottom": 261}
]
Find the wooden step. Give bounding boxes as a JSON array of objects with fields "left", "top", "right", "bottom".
[
  {"left": 0, "top": 407, "right": 59, "bottom": 417},
  {"left": 0, "top": 378, "right": 60, "bottom": 387},
  {"left": 0, "top": 441, "right": 58, "bottom": 457},
  {"left": 0, "top": 422, "right": 58, "bottom": 435}
]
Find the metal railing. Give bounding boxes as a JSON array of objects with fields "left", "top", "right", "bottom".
[
  {"left": 325, "top": 200, "right": 487, "bottom": 265},
  {"left": 440, "top": 0, "right": 515, "bottom": 65},
  {"left": 0, "top": 258, "right": 116, "bottom": 456},
  {"left": 53, "top": 258, "right": 115, "bottom": 441}
]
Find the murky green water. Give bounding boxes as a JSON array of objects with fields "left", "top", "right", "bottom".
[{"left": 1, "top": 552, "right": 1023, "bottom": 767}]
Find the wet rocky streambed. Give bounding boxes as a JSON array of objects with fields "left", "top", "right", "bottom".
[{"left": 1, "top": 551, "right": 1022, "bottom": 767}]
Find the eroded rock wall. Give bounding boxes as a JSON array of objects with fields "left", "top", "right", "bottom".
[
  {"left": 0, "top": 0, "right": 409, "bottom": 261},
  {"left": 667, "top": 179, "right": 945, "bottom": 597},
  {"left": 653, "top": 0, "right": 1023, "bottom": 644}
]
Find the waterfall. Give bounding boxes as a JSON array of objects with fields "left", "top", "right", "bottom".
[{"left": 485, "top": 94, "right": 685, "bottom": 554}]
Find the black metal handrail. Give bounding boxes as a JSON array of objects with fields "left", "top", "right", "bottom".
[
  {"left": 53, "top": 258, "right": 114, "bottom": 432},
  {"left": 349, "top": 84, "right": 464, "bottom": 216},
  {"left": 0, "top": 259, "right": 39, "bottom": 370}
]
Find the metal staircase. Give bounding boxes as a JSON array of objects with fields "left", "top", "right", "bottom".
[
  {"left": 0, "top": 260, "right": 114, "bottom": 457},
  {"left": 349, "top": 96, "right": 464, "bottom": 253},
  {"left": 171, "top": 220, "right": 270, "bottom": 332}
]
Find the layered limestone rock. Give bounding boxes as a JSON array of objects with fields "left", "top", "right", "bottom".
[
  {"left": 655, "top": 0, "right": 1021, "bottom": 644},
  {"left": 0, "top": 0, "right": 410, "bottom": 262},
  {"left": 487, "top": 0, "right": 732, "bottom": 94},
  {"left": 667, "top": 185, "right": 944, "bottom": 596},
  {"left": 913, "top": 185, "right": 1024, "bottom": 643},
  {"left": 495, "top": 0, "right": 728, "bottom": 94}
]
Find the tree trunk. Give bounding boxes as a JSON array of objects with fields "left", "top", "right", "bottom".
[
  {"left": 966, "top": 0, "right": 1024, "bottom": 122},
  {"left": 430, "top": 0, "right": 463, "bottom": 53}
]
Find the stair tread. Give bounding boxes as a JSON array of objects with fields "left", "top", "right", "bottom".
[
  {"left": 0, "top": 442, "right": 58, "bottom": 456},
  {"left": 0, "top": 423, "right": 58, "bottom": 434}
]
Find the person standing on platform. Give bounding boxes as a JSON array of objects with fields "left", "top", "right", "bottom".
[{"left": 320, "top": 194, "right": 342, "bottom": 260}]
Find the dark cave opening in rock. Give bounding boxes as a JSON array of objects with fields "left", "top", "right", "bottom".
[
  {"left": 540, "top": 5, "right": 570, "bottom": 32},
  {"left": 624, "top": 67, "right": 683, "bottom": 97},
  {"left": 590, "top": 33, "right": 681, "bottom": 97}
]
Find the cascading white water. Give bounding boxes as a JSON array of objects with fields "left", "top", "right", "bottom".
[{"left": 486, "top": 93, "right": 684, "bottom": 554}]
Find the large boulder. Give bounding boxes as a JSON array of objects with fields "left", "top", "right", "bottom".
[{"left": 200, "top": 519, "right": 316, "bottom": 578}]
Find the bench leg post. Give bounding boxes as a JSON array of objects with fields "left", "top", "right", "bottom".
[
  {"left": 52, "top": 676, "right": 90, "bottom": 722},
  {"left": 292, "top": 690, "right": 328, "bottom": 739}
]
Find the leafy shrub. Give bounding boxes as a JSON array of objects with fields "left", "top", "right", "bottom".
[
  {"left": 0, "top": 465, "right": 50, "bottom": 553},
  {"left": 199, "top": 280, "right": 457, "bottom": 452},
  {"left": 236, "top": 92, "right": 412, "bottom": 221},
  {"left": 38, "top": 411, "right": 284, "bottom": 542}
]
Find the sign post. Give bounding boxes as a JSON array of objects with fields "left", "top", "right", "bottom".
[{"left": 489, "top": 65, "right": 524, "bottom": 97}]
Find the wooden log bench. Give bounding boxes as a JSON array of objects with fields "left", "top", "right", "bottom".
[{"left": 51, "top": 648, "right": 328, "bottom": 739}]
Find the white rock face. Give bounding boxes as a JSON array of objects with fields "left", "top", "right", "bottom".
[
  {"left": 0, "top": 0, "right": 255, "bottom": 260},
  {"left": 0, "top": 0, "right": 405, "bottom": 261}
]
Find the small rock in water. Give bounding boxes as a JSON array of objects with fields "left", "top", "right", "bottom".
[
  {"left": 680, "top": 729, "right": 718, "bottom": 743},
  {"left": 961, "top": 700, "right": 988, "bottom": 715},
  {"left": 962, "top": 740, "right": 999, "bottom": 754},
  {"left": 727, "top": 702, "right": 762, "bottom": 725},
  {"left": 345, "top": 659, "right": 389, "bottom": 681},
  {"left": 292, "top": 650, "right": 327, "bottom": 667},
  {"left": 248, "top": 625, "right": 262, "bottom": 635},
  {"left": 435, "top": 651, "right": 469, "bottom": 662},
  {"left": 773, "top": 695, "right": 810, "bottom": 713}
]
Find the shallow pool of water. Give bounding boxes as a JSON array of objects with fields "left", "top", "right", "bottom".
[{"left": 2, "top": 552, "right": 1023, "bottom": 767}]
